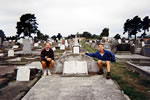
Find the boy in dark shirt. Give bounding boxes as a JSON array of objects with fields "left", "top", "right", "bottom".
[
  {"left": 40, "top": 42, "right": 55, "bottom": 76},
  {"left": 86, "top": 43, "right": 115, "bottom": 79}
]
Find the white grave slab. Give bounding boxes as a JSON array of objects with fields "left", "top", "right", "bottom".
[
  {"left": 60, "top": 45, "right": 65, "bottom": 50},
  {"left": 73, "top": 46, "right": 80, "bottom": 54},
  {"left": 63, "top": 61, "right": 88, "bottom": 74},
  {"left": 8, "top": 49, "right": 14, "bottom": 57},
  {"left": 16, "top": 67, "right": 30, "bottom": 81}
]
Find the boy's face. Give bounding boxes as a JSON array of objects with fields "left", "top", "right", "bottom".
[
  {"left": 99, "top": 44, "right": 104, "bottom": 51},
  {"left": 45, "top": 43, "right": 51, "bottom": 50}
]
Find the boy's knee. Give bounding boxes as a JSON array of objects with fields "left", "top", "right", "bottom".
[{"left": 98, "top": 60, "right": 102, "bottom": 64}]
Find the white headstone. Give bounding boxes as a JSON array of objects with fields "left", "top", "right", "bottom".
[
  {"left": 142, "top": 41, "right": 145, "bottom": 47},
  {"left": 65, "top": 40, "right": 69, "bottom": 47},
  {"left": 8, "top": 49, "right": 14, "bottom": 57},
  {"left": 23, "top": 39, "right": 32, "bottom": 54},
  {"left": 73, "top": 46, "right": 80, "bottom": 54},
  {"left": 118, "top": 39, "right": 121, "bottom": 44},
  {"left": 20, "top": 38, "right": 23, "bottom": 44},
  {"left": 0, "top": 53, "right": 4, "bottom": 57},
  {"left": 16, "top": 67, "right": 30, "bottom": 81},
  {"left": 34, "top": 43, "right": 39, "bottom": 47},
  {"left": 60, "top": 44, "right": 65, "bottom": 50},
  {"left": 13, "top": 45, "right": 19, "bottom": 49},
  {"left": 63, "top": 61, "right": 88, "bottom": 74},
  {"left": 52, "top": 47, "right": 56, "bottom": 51}
]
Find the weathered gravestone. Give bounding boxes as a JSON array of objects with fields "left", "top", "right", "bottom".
[
  {"left": 53, "top": 54, "right": 99, "bottom": 74},
  {"left": 0, "top": 37, "right": 1, "bottom": 46},
  {"left": 60, "top": 44, "right": 65, "bottom": 50},
  {"left": 72, "top": 46, "right": 80, "bottom": 54},
  {"left": 142, "top": 40, "right": 150, "bottom": 57},
  {"left": 34, "top": 43, "right": 39, "bottom": 47},
  {"left": 52, "top": 47, "right": 56, "bottom": 51},
  {"left": 13, "top": 45, "right": 19, "bottom": 49},
  {"left": 23, "top": 39, "right": 32, "bottom": 54},
  {"left": 16, "top": 67, "right": 30, "bottom": 81},
  {"left": 63, "top": 61, "right": 88, "bottom": 76},
  {"left": 8, "top": 49, "right": 14, "bottom": 57}
]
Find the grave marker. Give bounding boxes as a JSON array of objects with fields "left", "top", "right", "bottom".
[
  {"left": 8, "top": 49, "right": 14, "bottom": 57},
  {"left": 63, "top": 61, "right": 88, "bottom": 75},
  {"left": 16, "top": 67, "right": 30, "bottom": 81}
]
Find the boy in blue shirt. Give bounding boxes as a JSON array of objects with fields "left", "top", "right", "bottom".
[{"left": 85, "top": 43, "right": 115, "bottom": 79}]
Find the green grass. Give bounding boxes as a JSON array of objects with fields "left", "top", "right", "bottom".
[{"left": 81, "top": 40, "right": 150, "bottom": 100}]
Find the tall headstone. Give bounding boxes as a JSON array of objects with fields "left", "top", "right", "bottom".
[
  {"left": 23, "top": 39, "right": 32, "bottom": 54},
  {"left": 0, "top": 37, "right": 1, "bottom": 46},
  {"left": 8, "top": 49, "right": 14, "bottom": 57},
  {"left": 72, "top": 37, "right": 80, "bottom": 54},
  {"left": 60, "top": 44, "right": 65, "bottom": 50}
]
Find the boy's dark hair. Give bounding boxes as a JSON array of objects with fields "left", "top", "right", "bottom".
[{"left": 98, "top": 42, "right": 104, "bottom": 46}]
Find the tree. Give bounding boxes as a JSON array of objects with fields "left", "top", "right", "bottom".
[
  {"left": 0, "top": 30, "right": 5, "bottom": 43},
  {"left": 141, "top": 16, "right": 150, "bottom": 38},
  {"left": 114, "top": 34, "right": 121, "bottom": 40},
  {"left": 82, "top": 31, "right": 92, "bottom": 39},
  {"left": 100, "top": 28, "right": 109, "bottom": 37},
  {"left": 16, "top": 13, "right": 38, "bottom": 38},
  {"left": 51, "top": 35, "right": 57, "bottom": 41},
  {"left": 57, "top": 33, "right": 62, "bottom": 40},
  {"left": 123, "top": 16, "right": 142, "bottom": 40}
]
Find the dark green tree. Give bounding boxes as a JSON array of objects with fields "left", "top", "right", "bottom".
[
  {"left": 123, "top": 16, "right": 142, "bottom": 39},
  {"left": 100, "top": 28, "right": 109, "bottom": 37},
  {"left": 16, "top": 13, "right": 38, "bottom": 38},
  {"left": 0, "top": 30, "right": 5, "bottom": 43},
  {"left": 141, "top": 16, "right": 150, "bottom": 38},
  {"left": 82, "top": 31, "right": 92, "bottom": 39},
  {"left": 57, "top": 33, "right": 62, "bottom": 40},
  {"left": 51, "top": 35, "right": 57, "bottom": 41},
  {"left": 114, "top": 34, "right": 121, "bottom": 40}
]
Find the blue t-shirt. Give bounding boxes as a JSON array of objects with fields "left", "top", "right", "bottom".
[{"left": 85, "top": 50, "right": 115, "bottom": 62}]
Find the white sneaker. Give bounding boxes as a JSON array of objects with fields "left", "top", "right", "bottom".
[
  {"left": 48, "top": 70, "right": 52, "bottom": 75},
  {"left": 43, "top": 70, "right": 47, "bottom": 76}
]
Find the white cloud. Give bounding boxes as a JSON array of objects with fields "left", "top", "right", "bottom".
[{"left": 0, "top": 0, "right": 150, "bottom": 37}]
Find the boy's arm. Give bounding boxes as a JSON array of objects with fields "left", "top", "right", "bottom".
[
  {"left": 85, "top": 52, "right": 97, "bottom": 57},
  {"left": 40, "top": 50, "right": 46, "bottom": 61}
]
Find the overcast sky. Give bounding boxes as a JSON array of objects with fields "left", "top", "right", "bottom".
[{"left": 0, "top": 0, "right": 150, "bottom": 37}]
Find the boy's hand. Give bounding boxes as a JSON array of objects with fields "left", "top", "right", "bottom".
[{"left": 47, "top": 58, "right": 51, "bottom": 61}]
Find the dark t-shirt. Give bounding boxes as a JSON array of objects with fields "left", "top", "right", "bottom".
[{"left": 40, "top": 48, "right": 54, "bottom": 61}]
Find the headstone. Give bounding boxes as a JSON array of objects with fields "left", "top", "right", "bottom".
[
  {"left": 8, "top": 49, "right": 14, "bottom": 57},
  {"left": 73, "top": 46, "right": 80, "bottom": 54},
  {"left": 142, "top": 41, "right": 145, "bottom": 47},
  {"left": 63, "top": 61, "right": 88, "bottom": 75},
  {"left": 13, "top": 45, "right": 19, "bottom": 49},
  {"left": 3, "top": 41, "right": 9, "bottom": 47},
  {"left": 118, "top": 39, "right": 121, "bottom": 44},
  {"left": 20, "top": 38, "right": 23, "bottom": 44},
  {"left": 147, "top": 40, "right": 150, "bottom": 44},
  {"left": 0, "top": 37, "right": 1, "bottom": 46},
  {"left": 34, "top": 43, "right": 39, "bottom": 47},
  {"left": 60, "top": 44, "right": 65, "bottom": 50},
  {"left": 65, "top": 40, "right": 69, "bottom": 47},
  {"left": 16, "top": 67, "right": 30, "bottom": 81},
  {"left": 23, "top": 39, "right": 32, "bottom": 54},
  {"left": 0, "top": 53, "right": 4, "bottom": 57},
  {"left": 52, "top": 47, "right": 56, "bottom": 51}
]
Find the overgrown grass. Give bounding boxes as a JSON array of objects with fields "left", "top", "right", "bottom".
[{"left": 81, "top": 40, "right": 150, "bottom": 100}]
